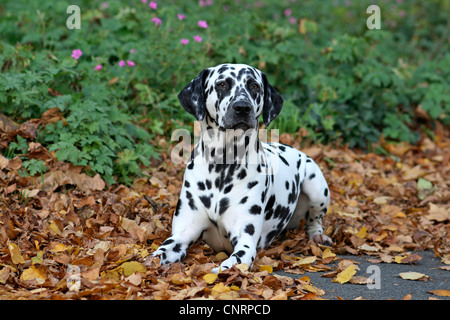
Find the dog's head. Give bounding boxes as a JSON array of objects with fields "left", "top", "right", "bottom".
[{"left": 178, "top": 63, "right": 283, "bottom": 130}]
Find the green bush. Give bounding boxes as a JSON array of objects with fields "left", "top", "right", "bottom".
[{"left": 0, "top": 0, "right": 448, "bottom": 183}]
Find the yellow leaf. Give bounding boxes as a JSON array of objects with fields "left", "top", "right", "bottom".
[
  {"left": 293, "top": 256, "right": 317, "bottom": 266},
  {"left": 118, "top": 261, "right": 146, "bottom": 277},
  {"left": 211, "top": 282, "right": 230, "bottom": 296},
  {"left": 429, "top": 289, "right": 450, "bottom": 297},
  {"left": 322, "top": 248, "right": 336, "bottom": 260},
  {"left": 51, "top": 243, "right": 68, "bottom": 253},
  {"left": 140, "top": 249, "right": 149, "bottom": 259},
  {"left": 49, "top": 220, "right": 62, "bottom": 236},
  {"left": 21, "top": 266, "right": 46, "bottom": 284},
  {"left": 203, "top": 273, "right": 218, "bottom": 284},
  {"left": 8, "top": 242, "right": 25, "bottom": 264},
  {"left": 259, "top": 265, "right": 273, "bottom": 273},
  {"left": 399, "top": 272, "right": 427, "bottom": 280},
  {"left": 0, "top": 267, "right": 10, "bottom": 284},
  {"left": 235, "top": 263, "right": 249, "bottom": 274},
  {"left": 298, "top": 276, "right": 310, "bottom": 284},
  {"left": 215, "top": 252, "right": 228, "bottom": 260},
  {"left": 171, "top": 274, "right": 192, "bottom": 285},
  {"left": 395, "top": 211, "right": 406, "bottom": 218},
  {"left": 355, "top": 226, "right": 367, "bottom": 239},
  {"left": 302, "top": 284, "right": 326, "bottom": 296},
  {"left": 333, "top": 265, "right": 356, "bottom": 284}
]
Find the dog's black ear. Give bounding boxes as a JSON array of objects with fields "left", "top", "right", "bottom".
[
  {"left": 262, "top": 73, "right": 283, "bottom": 126},
  {"left": 178, "top": 68, "right": 210, "bottom": 121}
]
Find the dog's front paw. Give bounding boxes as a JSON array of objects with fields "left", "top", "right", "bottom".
[{"left": 312, "top": 234, "right": 333, "bottom": 246}]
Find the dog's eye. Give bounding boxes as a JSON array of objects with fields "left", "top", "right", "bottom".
[
  {"left": 216, "top": 81, "right": 226, "bottom": 88},
  {"left": 251, "top": 83, "right": 260, "bottom": 90}
]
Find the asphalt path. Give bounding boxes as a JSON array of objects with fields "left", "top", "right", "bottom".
[{"left": 275, "top": 250, "right": 449, "bottom": 300}]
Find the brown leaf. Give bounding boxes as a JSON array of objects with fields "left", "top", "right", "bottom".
[
  {"left": 428, "top": 289, "right": 450, "bottom": 297},
  {"left": 0, "top": 113, "right": 20, "bottom": 132},
  {"left": 27, "top": 142, "right": 52, "bottom": 162},
  {"left": 8, "top": 157, "right": 22, "bottom": 170},
  {"left": 399, "top": 254, "right": 422, "bottom": 264},
  {"left": 426, "top": 203, "right": 449, "bottom": 222},
  {"left": 42, "top": 170, "right": 105, "bottom": 193},
  {"left": 18, "top": 119, "right": 40, "bottom": 140}
]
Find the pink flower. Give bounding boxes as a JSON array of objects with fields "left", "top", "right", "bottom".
[
  {"left": 198, "top": 20, "right": 208, "bottom": 28},
  {"left": 199, "top": 0, "right": 213, "bottom": 6},
  {"left": 101, "top": 2, "right": 109, "bottom": 9},
  {"left": 126, "top": 60, "right": 135, "bottom": 67},
  {"left": 289, "top": 17, "right": 297, "bottom": 24},
  {"left": 94, "top": 64, "right": 103, "bottom": 71},
  {"left": 118, "top": 60, "right": 126, "bottom": 67},
  {"left": 149, "top": 1, "right": 157, "bottom": 9},
  {"left": 180, "top": 38, "right": 189, "bottom": 45},
  {"left": 141, "top": 0, "right": 147, "bottom": 3},
  {"left": 130, "top": 49, "right": 136, "bottom": 53},
  {"left": 193, "top": 35, "right": 202, "bottom": 43},
  {"left": 177, "top": 13, "right": 186, "bottom": 20},
  {"left": 71, "top": 49, "right": 83, "bottom": 60},
  {"left": 152, "top": 17, "right": 162, "bottom": 26},
  {"left": 284, "top": 8, "right": 292, "bottom": 17}
]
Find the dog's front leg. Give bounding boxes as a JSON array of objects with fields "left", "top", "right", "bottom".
[
  {"left": 211, "top": 220, "right": 261, "bottom": 274},
  {"left": 151, "top": 194, "right": 210, "bottom": 265}
]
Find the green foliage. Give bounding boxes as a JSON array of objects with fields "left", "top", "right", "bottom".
[
  {"left": 0, "top": 0, "right": 448, "bottom": 184},
  {"left": 21, "top": 159, "right": 47, "bottom": 176}
]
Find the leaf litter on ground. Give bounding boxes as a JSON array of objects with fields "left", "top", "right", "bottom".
[{"left": 0, "top": 113, "right": 449, "bottom": 299}]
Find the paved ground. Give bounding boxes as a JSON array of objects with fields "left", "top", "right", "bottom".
[{"left": 276, "top": 251, "right": 450, "bottom": 300}]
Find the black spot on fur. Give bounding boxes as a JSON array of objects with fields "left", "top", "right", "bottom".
[
  {"left": 197, "top": 181, "right": 205, "bottom": 191},
  {"left": 163, "top": 239, "right": 174, "bottom": 246},
  {"left": 186, "top": 191, "right": 197, "bottom": 210},
  {"left": 174, "top": 199, "right": 182, "bottom": 216},
  {"left": 309, "top": 173, "right": 316, "bottom": 180},
  {"left": 279, "top": 154, "right": 289, "bottom": 166},
  {"left": 288, "top": 182, "right": 297, "bottom": 204},
  {"left": 235, "top": 250, "right": 245, "bottom": 258},
  {"left": 224, "top": 184, "right": 233, "bottom": 194},
  {"left": 231, "top": 236, "right": 238, "bottom": 248},
  {"left": 247, "top": 181, "right": 258, "bottom": 189},
  {"left": 249, "top": 204, "right": 262, "bottom": 215},
  {"left": 237, "top": 169, "right": 247, "bottom": 180},
  {"left": 244, "top": 224, "right": 255, "bottom": 236},
  {"left": 265, "top": 230, "right": 278, "bottom": 247},
  {"left": 324, "top": 188, "right": 329, "bottom": 197},
  {"left": 218, "top": 197, "right": 230, "bottom": 215},
  {"left": 240, "top": 196, "right": 248, "bottom": 204},
  {"left": 199, "top": 195, "right": 211, "bottom": 209}
]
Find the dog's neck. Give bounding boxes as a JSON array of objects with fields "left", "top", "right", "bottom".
[{"left": 197, "top": 118, "right": 261, "bottom": 167}]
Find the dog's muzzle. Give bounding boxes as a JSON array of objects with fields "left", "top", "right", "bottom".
[{"left": 221, "top": 100, "right": 256, "bottom": 131}]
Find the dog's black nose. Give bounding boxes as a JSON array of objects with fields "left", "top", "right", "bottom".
[{"left": 233, "top": 102, "right": 252, "bottom": 115}]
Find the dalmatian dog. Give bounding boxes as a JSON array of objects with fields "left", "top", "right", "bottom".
[{"left": 151, "top": 63, "right": 332, "bottom": 273}]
